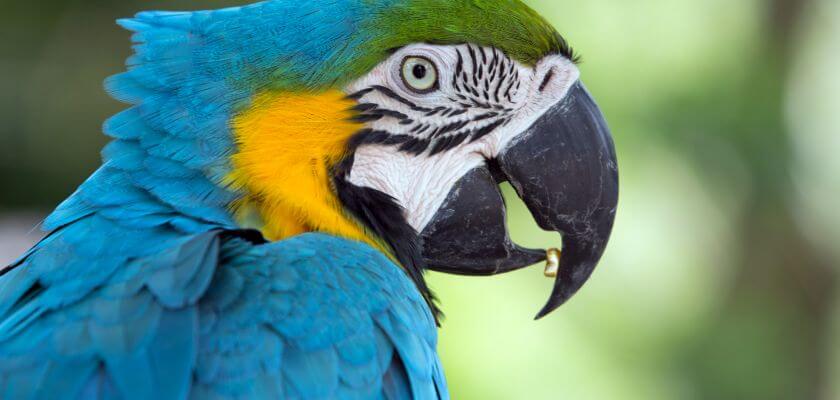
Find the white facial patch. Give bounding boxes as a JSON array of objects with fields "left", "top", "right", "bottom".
[{"left": 343, "top": 44, "right": 580, "bottom": 233}]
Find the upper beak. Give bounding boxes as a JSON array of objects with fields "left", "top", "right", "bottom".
[
  {"left": 498, "top": 81, "right": 619, "bottom": 318},
  {"left": 421, "top": 81, "right": 619, "bottom": 319}
]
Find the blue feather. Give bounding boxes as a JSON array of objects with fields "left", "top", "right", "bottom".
[
  {"left": 2, "top": 1, "right": 452, "bottom": 398},
  {"left": 2, "top": 232, "right": 447, "bottom": 399}
]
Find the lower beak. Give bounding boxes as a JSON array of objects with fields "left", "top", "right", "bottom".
[{"left": 421, "top": 81, "right": 619, "bottom": 319}]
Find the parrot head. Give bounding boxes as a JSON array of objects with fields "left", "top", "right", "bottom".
[
  {"left": 332, "top": 45, "right": 618, "bottom": 319},
  {"left": 110, "top": 0, "right": 618, "bottom": 319}
]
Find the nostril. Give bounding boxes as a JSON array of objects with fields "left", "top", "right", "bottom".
[{"left": 539, "top": 68, "right": 555, "bottom": 92}]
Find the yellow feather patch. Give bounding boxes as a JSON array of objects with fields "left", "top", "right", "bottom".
[{"left": 227, "top": 90, "right": 379, "bottom": 249}]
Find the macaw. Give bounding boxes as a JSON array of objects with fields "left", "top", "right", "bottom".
[{"left": 0, "top": 0, "right": 618, "bottom": 399}]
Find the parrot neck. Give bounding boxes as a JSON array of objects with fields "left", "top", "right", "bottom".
[
  {"left": 227, "top": 90, "right": 439, "bottom": 320},
  {"left": 227, "top": 90, "right": 391, "bottom": 256}
]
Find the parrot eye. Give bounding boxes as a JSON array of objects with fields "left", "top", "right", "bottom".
[{"left": 400, "top": 56, "right": 439, "bottom": 93}]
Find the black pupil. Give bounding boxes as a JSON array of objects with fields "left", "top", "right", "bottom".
[{"left": 412, "top": 63, "right": 427, "bottom": 80}]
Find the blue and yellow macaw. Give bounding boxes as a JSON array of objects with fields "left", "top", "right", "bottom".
[{"left": 0, "top": 0, "right": 618, "bottom": 398}]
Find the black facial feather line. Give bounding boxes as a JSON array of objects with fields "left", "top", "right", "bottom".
[
  {"left": 331, "top": 155, "right": 443, "bottom": 323},
  {"left": 346, "top": 46, "right": 522, "bottom": 157}
]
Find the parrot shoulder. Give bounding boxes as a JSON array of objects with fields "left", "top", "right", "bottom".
[
  {"left": 194, "top": 233, "right": 448, "bottom": 399},
  {"left": 0, "top": 220, "right": 447, "bottom": 399}
]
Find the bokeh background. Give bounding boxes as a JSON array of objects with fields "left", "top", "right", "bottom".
[{"left": 1, "top": 0, "right": 838, "bottom": 399}]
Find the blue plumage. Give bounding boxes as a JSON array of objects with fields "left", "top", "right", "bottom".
[
  {"left": 0, "top": 2, "right": 449, "bottom": 399},
  {"left": 49, "top": 0, "right": 396, "bottom": 232},
  {"left": 1, "top": 229, "right": 446, "bottom": 399}
]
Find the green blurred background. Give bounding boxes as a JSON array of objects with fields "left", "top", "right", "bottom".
[{"left": 1, "top": 0, "right": 838, "bottom": 399}]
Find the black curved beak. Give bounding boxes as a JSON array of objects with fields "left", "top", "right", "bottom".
[{"left": 421, "top": 82, "right": 619, "bottom": 319}]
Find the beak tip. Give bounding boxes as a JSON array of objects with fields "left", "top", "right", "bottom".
[
  {"left": 534, "top": 300, "right": 563, "bottom": 320},
  {"left": 534, "top": 291, "right": 570, "bottom": 320},
  {"left": 535, "top": 249, "right": 603, "bottom": 320},
  {"left": 534, "top": 309, "right": 551, "bottom": 321}
]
